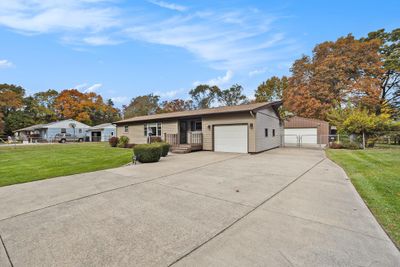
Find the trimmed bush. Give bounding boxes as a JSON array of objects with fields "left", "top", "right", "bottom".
[
  {"left": 133, "top": 143, "right": 162, "bottom": 163},
  {"left": 117, "top": 136, "right": 130, "bottom": 148},
  {"left": 329, "top": 142, "right": 343, "bottom": 149},
  {"left": 343, "top": 142, "right": 360, "bottom": 150},
  {"left": 109, "top": 136, "right": 119, "bottom": 147},
  {"left": 156, "top": 142, "right": 170, "bottom": 157}
]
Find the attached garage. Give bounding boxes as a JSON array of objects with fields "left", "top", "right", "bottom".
[
  {"left": 284, "top": 128, "right": 317, "bottom": 144},
  {"left": 214, "top": 125, "right": 248, "bottom": 153}
]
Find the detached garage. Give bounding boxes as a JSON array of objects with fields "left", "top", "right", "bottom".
[{"left": 284, "top": 116, "right": 330, "bottom": 145}]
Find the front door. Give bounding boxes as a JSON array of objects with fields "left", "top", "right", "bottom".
[{"left": 179, "top": 121, "right": 187, "bottom": 144}]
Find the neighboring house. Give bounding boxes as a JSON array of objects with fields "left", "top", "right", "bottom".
[
  {"left": 86, "top": 123, "right": 116, "bottom": 142},
  {"left": 114, "top": 101, "right": 283, "bottom": 153},
  {"left": 284, "top": 116, "right": 330, "bottom": 145},
  {"left": 14, "top": 119, "right": 90, "bottom": 142}
]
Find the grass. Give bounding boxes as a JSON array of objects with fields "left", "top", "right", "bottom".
[
  {"left": 0, "top": 143, "right": 133, "bottom": 187},
  {"left": 326, "top": 147, "right": 400, "bottom": 248}
]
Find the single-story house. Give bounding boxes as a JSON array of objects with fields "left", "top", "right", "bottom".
[
  {"left": 86, "top": 123, "right": 116, "bottom": 142},
  {"left": 284, "top": 116, "right": 330, "bottom": 145},
  {"left": 114, "top": 101, "right": 283, "bottom": 153},
  {"left": 14, "top": 119, "right": 90, "bottom": 142}
]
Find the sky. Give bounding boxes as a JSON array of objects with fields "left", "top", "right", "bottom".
[{"left": 0, "top": 0, "right": 399, "bottom": 107}]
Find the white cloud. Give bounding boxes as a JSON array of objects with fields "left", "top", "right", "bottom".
[
  {"left": 0, "top": 0, "right": 120, "bottom": 34},
  {"left": 74, "top": 82, "right": 102, "bottom": 93},
  {"left": 111, "top": 96, "right": 129, "bottom": 104},
  {"left": 207, "top": 70, "right": 233, "bottom": 86},
  {"left": 83, "top": 36, "right": 122, "bottom": 46},
  {"left": 0, "top": 59, "right": 14, "bottom": 68},
  {"left": 148, "top": 0, "right": 187, "bottom": 12},
  {"left": 84, "top": 83, "right": 102, "bottom": 93},
  {"left": 154, "top": 88, "right": 184, "bottom": 99},
  {"left": 248, "top": 68, "right": 266, "bottom": 77},
  {"left": 193, "top": 70, "right": 233, "bottom": 87}
]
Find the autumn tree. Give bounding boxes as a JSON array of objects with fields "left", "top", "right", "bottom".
[
  {"left": 0, "top": 84, "right": 25, "bottom": 135},
  {"left": 54, "top": 89, "right": 119, "bottom": 125},
  {"left": 255, "top": 76, "right": 288, "bottom": 102},
  {"left": 189, "top": 84, "right": 221, "bottom": 109},
  {"left": 158, "top": 99, "right": 194, "bottom": 113},
  {"left": 123, "top": 94, "right": 160, "bottom": 118},
  {"left": 218, "top": 84, "right": 248, "bottom": 106},
  {"left": 361, "top": 28, "right": 400, "bottom": 115},
  {"left": 284, "top": 35, "right": 383, "bottom": 120}
]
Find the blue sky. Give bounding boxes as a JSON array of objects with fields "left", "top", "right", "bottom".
[{"left": 0, "top": 0, "right": 399, "bottom": 107}]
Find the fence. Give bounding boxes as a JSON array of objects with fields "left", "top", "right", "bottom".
[{"left": 282, "top": 131, "right": 400, "bottom": 149}]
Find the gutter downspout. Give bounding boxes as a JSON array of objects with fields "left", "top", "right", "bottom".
[{"left": 249, "top": 111, "right": 255, "bottom": 118}]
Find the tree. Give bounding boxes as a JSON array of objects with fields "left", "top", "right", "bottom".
[
  {"left": 158, "top": 99, "right": 194, "bottom": 113},
  {"left": 32, "top": 89, "right": 59, "bottom": 123},
  {"left": 189, "top": 84, "right": 221, "bottom": 109},
  {"left": 284, "top": 35, "right": 383, "bottom": 120},
  {"left": 218, "top": 84, "right": 248, "bottom": 106},
  {"left": 255, "top": 76, "right": 288, "bottom": 102},
  {"left": 361, "top": 28, "right": 400, "bottom": 114},
  {"left": 0, "top": 84, "right": 25, "bottom": 135},
  {"left": 54, "top": 89, "right": 119, "bottom": 125},
  {"left": 123, "top": 94, "right": 160, "bottom": 118}
]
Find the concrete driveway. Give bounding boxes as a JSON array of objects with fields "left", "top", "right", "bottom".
[{"left": 0, "top": 148, "right": 399, "bottom": 266}]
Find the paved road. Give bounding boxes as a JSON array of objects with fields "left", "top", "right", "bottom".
[{"left": 0, "top": 148, "right": 398, "bottom": 266}]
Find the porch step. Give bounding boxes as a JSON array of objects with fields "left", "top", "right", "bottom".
[{"left": 171, "top": 146, "right": 192, "bottom": 154}]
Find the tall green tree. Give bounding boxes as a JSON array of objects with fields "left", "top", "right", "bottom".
[
  {"left": 218, "top": 84, "right": 248, "bottom": 106},
  {"left": 123, "top": 94, "right": 160, "bottom": 118},
  {"left": 32, "top": 89, "right": 59, "bottom": 122},
  {"left": 0, "top": 84, "right": 25, "bottom": 135},
  {"left": 158, "top": 99, "right": 194, "bottom": 113},
  {"left": 255, "top": 76, "right": 288, "bottom": 102},
  {"left": 189, "top": 84, "right": 221, "bottom": 109}
]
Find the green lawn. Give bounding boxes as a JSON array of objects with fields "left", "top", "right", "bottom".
[
  {"left": 0, "top": 143, "right": 132, "bottom": 187},
  {"left": 326, "top": 147, "right": 400, "bottom": 248}
]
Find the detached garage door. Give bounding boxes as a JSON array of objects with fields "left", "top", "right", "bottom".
[
  {"left": 214, "top": 125, "right": 248, "bottom": 153},
  {"left": 284, "top": 128, "right": 318, "bottom": 144}
]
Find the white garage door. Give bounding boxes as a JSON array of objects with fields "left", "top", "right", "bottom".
[
  {"left": 284, "top": 128, "right": 318, "bottom": 144},
  {"left": 214, "top": 125, "right": 248, "bottom": 153}
]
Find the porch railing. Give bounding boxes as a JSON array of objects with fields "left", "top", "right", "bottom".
[{"left": 164, "top": 132, "right": 203, "bottom": 145}]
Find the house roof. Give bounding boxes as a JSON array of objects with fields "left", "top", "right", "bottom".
[
  {"left": 87, "top": 123, "right": 116, "bottom": 131},
  {"left": 115, "top": 101, "right": 282, "bottom": 124},
  {"left": 14, "top": 119, "right": 90, "bottom": 132}
]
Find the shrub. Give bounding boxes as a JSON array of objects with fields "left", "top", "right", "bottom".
[
  {"left": 108, "top": 137, "right": 119, "bottom": 147},
  {"left": 343, "top": 142, "right": 360, "bottom": 150},
  {"left": 126, "top": 143, "right": 136, "bottom": 149},
  {"left": 117, "top": 136, "right": 130, "bottom": 148},
  {"left": 156, "top": 142, "right": 170, "bottom": 157},
  {"left": 329, "top": 142, "right": 343, "bottom": 149},
  {"left": 133, "top": 143, "right": 162, "bottom": 163},
  {"left": 150, "top": 136, "right": 162, "bottom": 143}
]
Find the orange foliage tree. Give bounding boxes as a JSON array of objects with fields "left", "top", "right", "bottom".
[
  {"left": 284, "top": 35, "right": 383, "bottom": 120},
  {"left": 54, "top": 89, "right": 120, "bottom": 125}
]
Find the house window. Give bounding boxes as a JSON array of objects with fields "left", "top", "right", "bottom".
[
  {"left": 111, "top": 132, "right": 114, "bottom": 136},
  {"left": 265, "top": 128, "right": 268, "bottom": 137},
  {"left": 190, "top": 120, "right": 202, "bottom": 131},
  {"left": 78, "top": 129, "right": 82, "bottom": 133},
  {"left": 273, "top": 129, "right": 276, "bottom": 137},
  {"left": 61, "top": 128, "right": 66, "bottom": 133},
  {"left": 144, "top": 122, "right": 162, "bottom": 136},
  {"left": 124, "top": 126, "right": 129, "bottom": 132}
]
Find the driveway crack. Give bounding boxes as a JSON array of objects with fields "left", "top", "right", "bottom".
[{"left": 0, "top": 233, "right": 14, "bottom": 267}]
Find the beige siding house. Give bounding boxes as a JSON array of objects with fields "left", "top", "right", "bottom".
[{"left": 115, "top": 101, "right": 282, "bottom": 153}]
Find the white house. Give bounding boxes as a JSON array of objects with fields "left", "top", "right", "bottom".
[{"left": 14, "top": 119, "right": 90, "bottom": 142}]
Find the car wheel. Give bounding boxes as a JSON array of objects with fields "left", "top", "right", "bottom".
[
  {"left": 78, "top": 138, "right": 83, "bottom": 142},
  {"left": 60, "top": 139, "right": 66, "bottom": 143}
]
